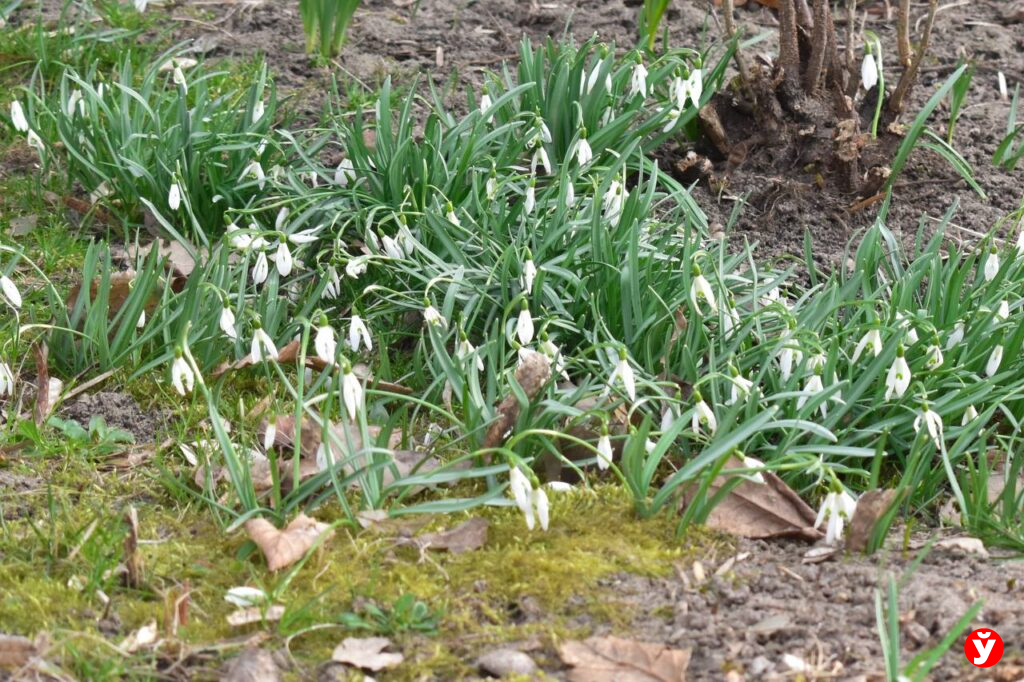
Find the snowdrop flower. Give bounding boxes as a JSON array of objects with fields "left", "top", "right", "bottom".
[
  {"left": 262, "top": 415, "right": 277, "bottom": 452},
  {"left": 539, "top": 334, "right": 566, "bottom": 379},
  {"left": 1017, "top": 228, "right": 1024, "bottom": 256},
  {"left": 815, "top": 489, "right": 857, "bottom": 545},
  {"left": 252, "top": 99, "right": 265, "bottom": 124},
  {"left": 486, "top": 169, "right": 498, "bottom": 201},
  {"left": 250, "top": 324, "right": 279, "bottom": 363},
  {"left": 895, "top": 312, "right": 918, "bottom": 345},
  {"left": 225, "top": 586, "right": 268, "bottom": 608},
  {"left": 252, "top": 251, "right": 269, "bottom": 285},
  {"left": 722, "top": 296, "right": 741, "bottom": 338},
  {"left": 661, "top": 107, "right": 681, "bottom": 133},
  {"left": 136, "top": 310, "right": 146, "bottom": 328},
  {"left": 219, "top": 305, "right": 237, "bottom": 340},
  {"left": 522, "top": 251, "right": 537, "bottom": 295},
  {"left": 851, "top": 327, "right": 883, "bottom": 363},
  {"left": 335, "top": 158, "right": 356, "bottom": 187},
  {"left": 884, "top": 344, "right": 911, "bottom": 399},
  {"left": 531, "top": 146, "right": 552, "bottom": 175},
  {"left": 349, "top": 314, "right": 372, "bottom": 352},
  {"left": 740, "top": 455, "right": 767, "bottom": 485},
  {"left": 10, "top": 100, "right": 28, "bottom": 132},
  {"left": 0, "top": 362, "right": 15, "bottom": 397},
  {"left": 314, "top": 318, "right": 336, "bottom": 364},
  {"left": 341, "top": 360, "right": 363, "bottom": 420},
  {"left": 984, "top": 247, "right": 1000, "bottom": 282},
  {"left": 913, "top": 403, "right": 944, "bottom": 449},
  {"left": 509, "top": 467, "right": 533, "bottom": 526},
  {"left": 565, "top": 181, "right": 575, "bottom": 208},
  {"left": 381, "top": 235, "right": 404, "bottom": 260},
  {"left": 962, "top": 404, "right": 979, "bottom": 426},
  {"left": 689, "top": 265, "right": 718, "bottom": 314},
  {"left": 479, "top": 85, "right": 492, "bottom": 116},
  {"left": 66, "top": 89, "right": 82, "bottom": 118},
  {"left": 674, "top": 69, "right": 703, "bottom": 108},
  {"left": 322, "top": 267, "right": 342, "bottom": 299},
  {"left": 861, "top": 52, "right": 879, "bottom": 91},
  {"left": 996, "top": 299, "right": 1010, "bottom": 322},
  {"left": 797, "top": 369, "right": 827, "bottom": 417},
  {"left": 726, "top": 366, "right": 754, "bottom": 406},
  {"left": 457, "top": 332, "right": 484, "bottom": 371},
  {"left": 516, "top": 301, "right": 534, "bottom": 345},
  {"left": 608, "top": 346, "right": 636, "bottom": 402},
  {"left": 629, "top": 56, "right": 648, "bottom": 98},
  {"left": 445, "top": 201, "right": 460, "bottom": 226},
  {"left": 777, "top": 322, "right": 802, "bottom": 382},
  {"left": 345, "top": 256, "right": 368, "bottom": 279},
  {"left": 1, "top": 275, "right": 22, "bottom": 309},
  {"left": 273, "top": 242, "right": 293, "bottom": 277},
  {"left": 925, "top": 341, "right": 944, "bottom": 370},
  {"left": 533, "top": 486, "right": 550, "bottom": 531},
  {"left": 134, "top": 0, "right": 148, "bottom": 11},
  {"left": 660, "top": 406, "right": 677, "bottom": 432},
  {"left": 574, "top": 128, "right": 593, "bottom": 167},
  {"left": 423, "top": 299, "right": 446, "bottom": 327},
  {"left": 170, "top": 349, "right": 194, "bottom": 396},
  {"left": 273, "top": 207, "right": 289, "bottom": 232},
  {"left": 945, "top": 321, "right": 965, "bottom": 350},
  {"left": 691, "top": 390, "right": 717, "bottom": 436},
  {"left": 537, "top": 117, "right": 552, "bottom": 145},
  {"left": 288, "top": 228, "right": 319, "bottom": 245},
  {"left": 244, "top": 160, "right": 266, "bottom": 190},
  {"left": 168, "top": 183, "right": 181, "bottom": 211},
  {"left": 172, "top": 66, "right": 187, "bottom": 93},
  {"left": 524, "top": 178, "right": 536, "bottom": 215},
  {"left": 987, "top": 344, "right": 1003, "bottom": 377},
  {"left": 226, "top": 223, "right": 252, "bottom": 251},
  {"left": 999, "top": 72, "right": 1009, "bottom": 100},
  {"left": 602, "top": 178, "right": 627, "bottom": 227},
  {"left": 596, "top": 427, "right": 613, "bottom": 471},
  {"left": 26, "top": 129, "right": 44, "bottom": 156}
]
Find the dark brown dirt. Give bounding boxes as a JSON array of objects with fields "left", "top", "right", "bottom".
[{"left": 59, "top": 390, "right": 164, "bottom": 443}]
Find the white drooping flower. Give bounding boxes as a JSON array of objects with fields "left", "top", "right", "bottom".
[
  {"left": 674, "top": 69, "right": 703, "bottom": 109},
  {"left": 1017, "top": 227, "right": 1024, "bottom": 256},
  {"left": 341, "top": 363, "right": 363, "bottom": 420},
  {"left": 136, "top": 310, "right": 146, "bottom": 328},
  {"left": 662, "top": 106, "right": 681, "bottom": 133},
  {"left": 798, "top": 371, "right": 827, "bottom": 416},
  {"left": 445, "top": 202, "right": 460, "bottom": 226},
  {"left": 381, "top": 235, "right": 404, "bottom": 260},
  {"left": 983, "top": 247, "right": 1000, "bottom": 282},
  {"left": 946, "top": 321, "right": 965, "bottom": 350},
  {"left": 168, "top": 183, "right": 181, "bottom": 211},
  {"left": 66, "top": 89, "right": 83, "bottom": 118},
  {"left": 263, "top": 416, "right": 277, "bottom": 452},
  {"left": 531, "top": 145, "right": 552, "bottom": 176},
  {"left": 986, "top": 344, "right": 1003, "bottom": 377},
  {"left": 692, "top": 391, "right": 717, "bottom": 436},
  {"left": 689, "top": 265, "right": 718, "bottom": 314},
  {"left": 815, "top": 489, "right": 858, "bottom": 546},
  {"left": 608, "top": 347, "right": 636, "bottom": 402},
  {"left": 895, "top": 312, "right": 918, "bottom": 345},
  {"left": 170, "top": 351, "right": 194, "bottom": 396},
  {"left": 10, "top": 100, "right": 28, "bottom": 132},
  {"left": 243, "top": 160, "right": 266, "bottom": 190},
  {"left": 225, "top": 586, "right": 268, "bottom": 608},
  {"left": 884, "top": 345, "right": 911, "bottom": 400},
  {"left": 26, "top": 129, "right": 44, "bottom": 156},
  {"left": 999, "top": 71, "right": 1009, "bottom": 100},
  {"left": 515, "top": 308, "right": 534, "bottom": 347},
  {"left": 479, "top": 87, "right": 492, "bottom": 116},
  {"left": 0, "top": 275, "right": 22, "bottom": 309},
  {"left": 596, "top": 430, "right": 613, "bottom": 471},
  {"left": 777, "top": 325, "right": 802, "bottom": 382},
  {"left": 533, "top": 487, "right": 550, "bottom": 531},
  {"left": 726, "top": 369, "right": 754, "bottom": 406},
  {"left": 335, "top": 158, "right": 356, "bottom": 187},
  {"left": 423, "top": 301, "right": 446, "bottom": 327},
  {"left": 574, "top": 130, "right": 593, "bottom": 167},
  {"left": 962, "top": 404, "right": 979, "bottom": 426},
  {"left": 218, "top": 306, "right": 237, "bottom": 340},
  {"left": 509, "top": 466, "right": 547, "bottom": 531},
  {"left": 740, "top": 455, "right": 767, "bottom": 485},
  {"left": 172, "top": 66, "right": 187, "bottom": 93},
  {"left": 522, "top": 255, "right": 537, "bottom": 295},
  {"left": 274, "top": 242, "right": 293, "bottom": 277},
  {"left": 0, "top": 362, "right": 15, "bottom": 397},
  {"left": 250, "top": 326, "right": 279, "bottom": 363},
  {"left": 861, "top": 52, "right": 879, "bottom": 91},
  {"left": 996, "top": 300, "right": 1010, "bottom": 322},
  {"left": 274, "top": 207, "right": 289, "bottom": 232},
  {"left": 314, "top": 320, "right": 336, "bottom": 364},
  {"left": 288, "top": 228, "right": 319, "bottom": 245},
  {"left": 913, "top": 404, "right": 944, "bottom": 449},
  {"left": 565, "top": 181, "right": 575, "bottom": 207},
  {"left": 345, "top": 256, "right": 368, "bottom": 280},
  {"left": 252, "top": 99, "right": 265, "bottom": 124},
  {"left": 457, "top": 335, "right": 484, "bottom": 371},
  {"left": 524, "top": 179, "right": 536, "bottom": 215},
  {"left": 629, "top": 58, "right": 648, "bottom": 98},
  {"left": 851, "top": 327, "right": 883, "bottom": 363},
  {"left": 924, "top": 343, "right": 944, "bottom": 370},
  {"left": 252, "top": 251, "right": 269, "bottom": 285},
  {"left": 602, "top": 178, "right": 627, "bottom": 227},
  {"left": 486, "top": 172, "right": 498, "bottom": 201},
  {"left": 722, "top": 298, "right": 741, "bottom": 338},
  {"left": 133, "top": 0, "right": 148, "bottom": 11},
  {"left": 349, "top": 315, "right": 372, "bottom": 352}
]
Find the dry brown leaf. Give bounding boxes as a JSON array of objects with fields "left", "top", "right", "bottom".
[
  {"left": 120, "top": 620, "right": 158, "bottom": 654},
  {"left": 934, "top": 536, "right": 989, "bottom": 557},
  {"left": 415, "top": 517, "right": 489, "bottom": 554},
  {"left": 128, "top": 239, "right": 198, "bottom": 277},
  {"left": 845, "top": 489, "right": 899, "bottom": 553},
  {"left": 123, "top": 506, "right": 143, "bottom": 589},
  {"left": 483, "top": 351, "right": 551, "bottom": 449},
  {"left": 332, "top": 637, "right": 404, "bottom": 671},
  {"left": 245, "top": 513, "right": 334, "bottom": 572},
  {"left": 559, "top": 636, "right": 691, "bottom": 682},
  {"left": 0, "top": 634, "right": 36, "bottom": 669},
  {"left": 227, "top": 605, "right": 286, "bottom": 627},
  {"left": 681, "top": 456, "right": 823, "bottom": 542},
  {"left": 224, "top": 648, "right": 281, "bottom": 682},
  {"left": 66, "top": 271, "right": 186, "bottom": 320}
]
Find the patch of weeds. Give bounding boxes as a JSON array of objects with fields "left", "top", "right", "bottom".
[{"left": 338, "top": 592, "right": 442, "bottom": 635}]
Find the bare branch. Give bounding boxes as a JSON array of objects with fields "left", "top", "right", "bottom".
[
  {"left": 896, "top": 0, "right": 912, "bottom": 67},
  {"left": 888, "top": 0, "right": 938, "bottom": 114},
  {"left": 778, "top": 0, "right": 801, "bottom": 88}
]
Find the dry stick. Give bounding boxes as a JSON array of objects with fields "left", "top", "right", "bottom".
[
  {"left": 795, "top": 0, "right": 814, "bottom": 28},
  {"left": 888, "top": 0, "right": 939, "bottom": 114},
  {"left": 896, "top": 0, "right": 912, "bottom": 67},
  {"left": 804, "top": 0, "right": 829, "bottom": 92},
  {"left": 722, "top": 0, "right": 754, "bottom": 97},
  {"left": 844, "top": 0, "right": 858, "bottom": 91},
  {"left": 778, "top": 0, "right": 802, "bottom": 87}
]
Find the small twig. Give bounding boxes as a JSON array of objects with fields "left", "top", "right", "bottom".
[
  {"left": 805, "top": 0, "right": 828, "bottom": 92},
  {"left": 778, "top": 0, "right": 801, "bottom": 87},
  {"left": 888, "top": 0, "right": 938, "bottom": 115},
  {"left": 844, "top": 0, "right": 857, "bottom": 84},
  {"left": 722, "top": 0, "right": 754, "bottom": 98},
  {"left": 896, "top": 0, "right": 911, "bottom": 67}
]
